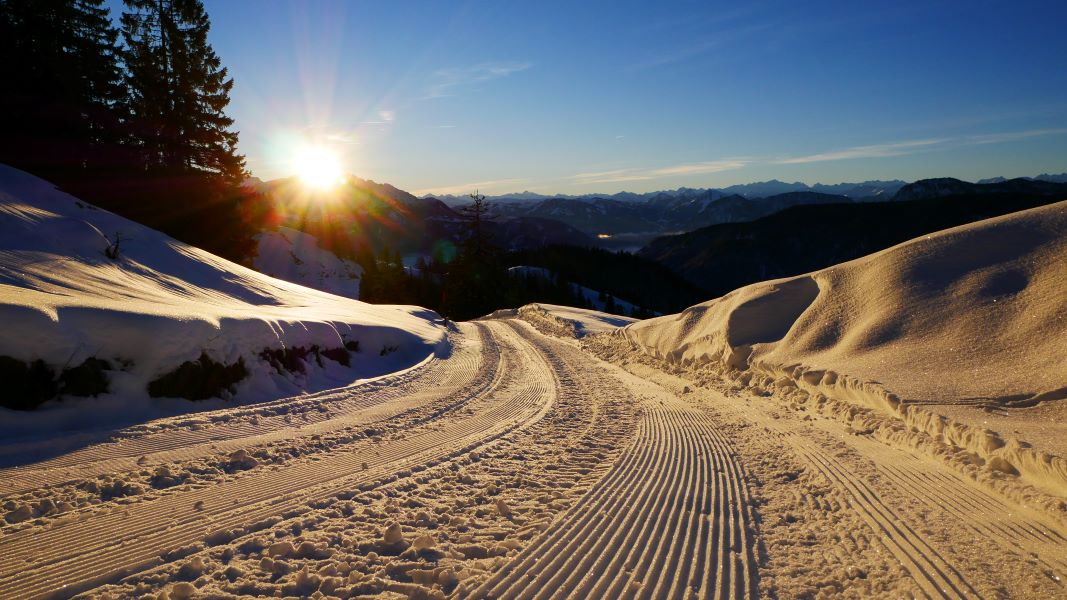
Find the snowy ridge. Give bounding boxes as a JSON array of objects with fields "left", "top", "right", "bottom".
[{"left": 0, "top": 165, "right": 447, "bottom": 427}]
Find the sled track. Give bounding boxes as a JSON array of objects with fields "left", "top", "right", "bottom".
[
  {"left": 0, "top": 321, "right": 558, "bottom": 600},
  {"left": 477, "top": 360, "right": 759, "bottom": 600},
  {"left": 0, "top": 323, "right": 496, "bottom": 495}
]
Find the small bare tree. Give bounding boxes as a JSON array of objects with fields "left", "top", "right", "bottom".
[{"left": 104, "top": 231, "right": 126, "bottom": 259}]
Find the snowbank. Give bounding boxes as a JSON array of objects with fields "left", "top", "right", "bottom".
[
  {"left": 0, "top": 165, "right": 447, "bottom": 427},
  {"left": 524, "top": 304, "right": 636, "bottom": 337},
  {"left": 487, "top": 303, "right": 635, "bottom": 339},
  {"left": 618, "top": 200, "right": 1067, "bottom": 493},
  {"left": 253, "top": 226, "right": 362, "bottom": 298}
]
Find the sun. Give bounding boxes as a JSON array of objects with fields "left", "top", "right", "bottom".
[{"left": 293, "top": 145, "right": 344, "bottom": 190}]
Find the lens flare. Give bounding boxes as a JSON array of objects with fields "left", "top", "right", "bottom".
[{"left": 293, "top": 145, "right": 344, "bottom": 190}]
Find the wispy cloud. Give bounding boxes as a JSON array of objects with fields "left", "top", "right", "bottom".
[
  {"left": 965, "top": 127, "right": 1067, "bottom": 145},
  {"left": 570, "top": 160, "right": 749, "bottom": 185},
  {"left": 778, "top": 127, "right": 1067, "bottom": 164},
  {"left": 563, "top": 126, "right": 1066, "bottom": 189},
  {"left": 414, "top": 178, "right": 527, "bottom": 197},
  {"left": 650, "top": 160, "right": 750, "bottom": 176},
  {"left": 777, "top": 139, "right": 946, "bottom": 164},
  {"left": 632, "top": 22, "right": 774, "bottom": 70},
  {"left": 424, "top": 62, "right": 532, "bottom": 99},
  {"left": 324, "top": 132, "right": 359, "bottom": 144}
]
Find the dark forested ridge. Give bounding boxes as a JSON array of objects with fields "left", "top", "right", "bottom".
[
  {"left": 507, "top": 245, "right": 708, "bottom": 314},
  {"left": 640, "top": 189, "right": 1067, "bottom": 298}
]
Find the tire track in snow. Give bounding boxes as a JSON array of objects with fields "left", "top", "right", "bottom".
[
  {"left": 476, "top": 358, "right": 759, "bottom": 600},
  {"left": 784, "top": 435, "right": 979, "bottom": 599},
  {"left": 0, "top": 321, "right": 559, "bottom": 600}
]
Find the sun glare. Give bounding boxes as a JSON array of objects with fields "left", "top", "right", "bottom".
[{"left": 293, "top": 145, "right": 344, "bottom": 190}]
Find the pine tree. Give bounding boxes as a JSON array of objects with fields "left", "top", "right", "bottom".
[
  {"left": 118, "top": 0, "right": 255, "bottom": 260},
  {"left": 121, "top": 0, "right": 244, "bottom": 182},
  {"left": 0, "top": 0, "right": 127, "bottom": 182},
  {"left": 443, "top": 191, "right": 510, "bottom": 319},
  {"left": 457, "top": 190, "right": 492, "bottom": 260}
]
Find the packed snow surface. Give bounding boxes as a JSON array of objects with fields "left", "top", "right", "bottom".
[
  {"left": 0, "top": 165, "right": 447, "bottom": 430},
  {"left": 253, "top": 226, "right": 362, "bottom": 298}
]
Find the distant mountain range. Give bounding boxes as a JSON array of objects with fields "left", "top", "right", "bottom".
[
  {"left": 430, "top": 173, "right": 1067, "bottom": 207},
  {"left": 977, "top": 173, "right": 1067, "bottom": 184},
  {"left": 243, "top": 173, "right": 1065, "bottom": 308},
  {"left": 249, "top": 176, "right": 593, "bottom": 257},
  {"left": 638, "top": 177, "right": 1067, "bottom": 296},
  {"left": 430, "top": 179, "right": 906, "bottom": 206},
  {"left": 251, "top": 172, "right": 1066, "bottom": 262},
  {"left": 481, "top": 190, "right": 852, "bottom": 239}
]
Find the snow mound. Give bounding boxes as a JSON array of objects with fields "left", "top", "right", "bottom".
[
  {"left": 619, "top": 200, "right": 1067, "bottom": 494},
  {"left": 624, "top": 200, "right": 1067, "bottom": 404},
  {"left": 0, "top": 165, "right": 447, "bottom": 421},
  {"left": 253, "top": 226, "right": 362, "bottom": 298},
  {"left": 510, "top": 303, "right": 636, "bottom": 339}
]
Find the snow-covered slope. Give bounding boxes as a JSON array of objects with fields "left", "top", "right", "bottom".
[
  {"left": 0, "top": 165, "right": 447, "bottom": 422},
  {"left": 615, "top": 200, "right": 1067, "bottom": 494},
  {"left": 254, "top": 226, "right": 361, "bottom": 298}
]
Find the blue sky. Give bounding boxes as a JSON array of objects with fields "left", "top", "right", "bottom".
[{"left": 110, "top": 0, "right": 1067, "bottom": 194}]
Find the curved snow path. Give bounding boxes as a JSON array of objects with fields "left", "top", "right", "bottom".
[{"left": 0, "top": 324, "right": 493, "bottom": 495}]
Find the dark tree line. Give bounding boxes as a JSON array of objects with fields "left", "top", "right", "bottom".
[
  {"left": 358, "top": 193, "right": 658, "bottom": 321},
  {"left": 0, "top": 0, "right": 256, "bottom": 260},
  {"left": 508, "top": 244, "right": 708, "bottom": 314}
]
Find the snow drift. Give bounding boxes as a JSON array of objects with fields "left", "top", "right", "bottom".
[
  {"left": 617, "top": 200, "right": 1067, "bottom": 494},
  {"left": 486, "top": 303, "right": 636, "bottom": 339},
  {"left": 0, "top": 165, "right": 447, "bottom": 419}
]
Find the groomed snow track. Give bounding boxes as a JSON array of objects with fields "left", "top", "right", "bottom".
[
  {"left": 2, "top": 318, "right": 1066, "bottom": 599},
  {"left": 475, "top": 371, "right": 759, "bottom": 600}
]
